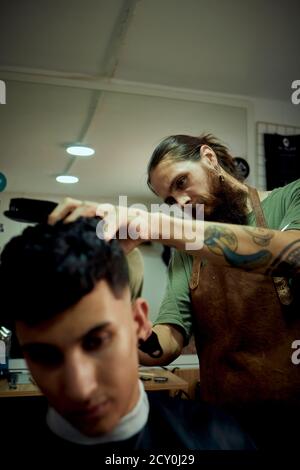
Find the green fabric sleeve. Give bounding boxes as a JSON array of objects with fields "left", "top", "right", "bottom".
[
  {"left": 153, "top": 250, "right": 193, "bottom": 345},
  {"left": 277, "top": 179, "right": 300, "bottom": 231},
  {"left": 248, "top": 179, "right": 300, "bottom": 231}
]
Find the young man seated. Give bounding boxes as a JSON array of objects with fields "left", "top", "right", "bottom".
[{"left": 0, "top": 218, "right": 254, "bottom": 454}]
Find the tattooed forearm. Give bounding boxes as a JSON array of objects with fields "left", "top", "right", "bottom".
[
  {"left": 266, "top": 239, "right": 300, "bottom": 276},
  {"left": 204, "top": 225, "right": 237, "bottom": 255},
  {"left": 243, "top": 227, "right": 274, "bottom": 246},
  {"left": 204, "top": 225, "right": 272, "bottom": 270},
  {"left": 200, "top": 222, "right": 300, "bottom": 275}
]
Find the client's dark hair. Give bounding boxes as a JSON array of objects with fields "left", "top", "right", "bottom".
[{"left": 0, "top": 217, "right": 129, "bottom": 325}]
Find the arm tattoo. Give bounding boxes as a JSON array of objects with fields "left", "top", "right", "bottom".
[
  {"left": 204, "top": 225, "right": 272, "bottom": 270},
  {"left": 243, "top": 227, "right": 274, "bottom": 246},
  {"left": 266, "top": 239, "right": 300, "bottom": 276}
]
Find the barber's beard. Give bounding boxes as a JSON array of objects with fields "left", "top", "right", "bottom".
[{"left": 197, "top": 173, "right": 248, "bottom": 225}]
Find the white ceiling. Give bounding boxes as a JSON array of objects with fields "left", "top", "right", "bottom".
[{"left": 0, "top": 0, "right": 299, "bottom": 200}]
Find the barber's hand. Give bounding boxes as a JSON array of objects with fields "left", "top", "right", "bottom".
[
  {"left": 138, "top": 329, "right": 163, "bottom": 358},
  {"left": 96, "top": 204, "right": 155, "bottom": 253},
  {"left": 48, "top": 198, "right": 158, "bottom": 254},
  {"left": 48, "top": 197, "right": 100, "bottom": 224}
]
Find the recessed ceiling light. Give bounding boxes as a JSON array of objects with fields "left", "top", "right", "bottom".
[
  {"left": 56, "top": 175, "right": 79, "bottom": 184},
  {"left": 66, "top": 145, "right": 95, "bottom": 157}
]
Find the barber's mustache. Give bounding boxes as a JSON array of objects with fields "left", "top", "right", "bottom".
[
  {"left": 180, "top": 200, "right": 219, "bottom": 219},
  {"left": 168, "top": 194, "right": 221, "bottom": 219},
  {"left": 193, "top": 194, "right": 222, "bottom": 218}
]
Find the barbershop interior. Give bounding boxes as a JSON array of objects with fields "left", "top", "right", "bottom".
[{"left": 0, "top": 0, "right": 300, "bottom": 459}]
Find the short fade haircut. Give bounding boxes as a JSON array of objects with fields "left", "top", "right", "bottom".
[
  {"left": 147, "top": 133, "right": 239, "bottom": 192},
  {"left": 0, "top": 217, "right": 129, "bottom": 326}
]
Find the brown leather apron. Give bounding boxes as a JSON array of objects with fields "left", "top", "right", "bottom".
[{"left": 189, "top": 187, "right": 300, "bottom": 411}]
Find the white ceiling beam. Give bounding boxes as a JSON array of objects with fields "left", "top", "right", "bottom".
[
  {"left": 101, "top": 0, "right": 140, "bottom": 78},
  {"left": 0, "top": 66, "right": 252, "bottom": 108}
]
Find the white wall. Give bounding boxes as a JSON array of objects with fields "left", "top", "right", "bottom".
[{"left": 253, "top": 96, "right": 300, "bottom": 126}]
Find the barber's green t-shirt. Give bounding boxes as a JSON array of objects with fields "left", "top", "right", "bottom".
[{"left": 154, "top": 179, "right": 300, "bottom": 343}]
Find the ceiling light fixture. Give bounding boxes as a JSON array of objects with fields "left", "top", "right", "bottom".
[
  {"left": 66, "top": 144, "right": 95, "bottom": 157},
  {"left": 56, "top": 175, "right": 79, "bottom": 184}
]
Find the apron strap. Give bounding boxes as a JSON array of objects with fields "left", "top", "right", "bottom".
[
  {"left": 189, "top": 255, "right": 201, "bottom": 290},
  {"left": 247, "top": 185, "right": 293, "bottom": 306}
]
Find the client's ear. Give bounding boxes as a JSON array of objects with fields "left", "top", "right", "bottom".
[{"left": 132, "top": 298, "right": 152, "bottom": 342}]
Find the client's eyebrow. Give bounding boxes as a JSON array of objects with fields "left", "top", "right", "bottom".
[
  {"left": 82, "top": 321, "right": 111, "bottom": 336},
  {"left": 20, "top": 322, "right": 114, "bottom": 365},
  {"left": 80, "top": 322, "right": 112, "bottom": 341},
  {"left": 20, "top": 321, "right": 113, "bottom": 351}
]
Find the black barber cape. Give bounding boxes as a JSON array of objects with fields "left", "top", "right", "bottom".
[{"left": 2, "top": 393, "right": 254, "bottom": 459}]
